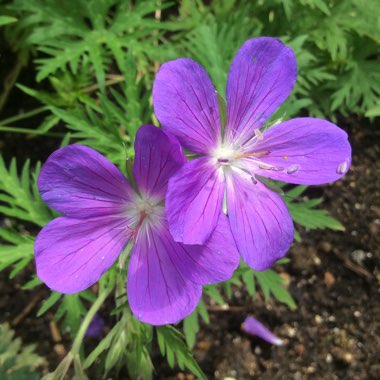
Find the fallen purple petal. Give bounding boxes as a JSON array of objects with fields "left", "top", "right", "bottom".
[{"left": 242, "top": 316, "right": 283, "bottom": 346}]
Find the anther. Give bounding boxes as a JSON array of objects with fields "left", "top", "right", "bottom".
[
  {"left": 218, "top": 158, "right": 230, "bottom": 163},
  {"left": 258, "top": 163, "right": 284, "bottom": 171},
  {"left": 259, "top": 163, "right": 273, "bottom": 170},
  {"left": 251, "top": 151, "right": 270, "bottom": 158},
  {"left": 270, "top": 166, "right": 284, "bottom": 171},
  {"left": 251, "top": 176, "right": 257, "bottom": 184},
  {"left": 287, "top": 164, "right": 300, "bottom": 174},
  {"left": 337, "top": 161, "right": 348, "bottom": 174},
  {"left": 254, "top": 129, "right": 264, "bottom": 140}
]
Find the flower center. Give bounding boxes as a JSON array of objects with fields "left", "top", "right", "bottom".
[
  {"left": 127, "top": 195, "right": 164, "bottom": 240},
  {"left": 212, "top": 145, "right": 238, "bottom": 166}
]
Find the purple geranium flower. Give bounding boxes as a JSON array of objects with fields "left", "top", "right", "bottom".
[
  {"left": 242, "top": 316, "right": 283, "bottom": 346},
  {"left": 153, "top": 37, "right": 351, "bottom": 270},
  {"left": 35, "top": 125, "right": 239, "bottom": 325},
  {"left": 85, "top": 313, "right": 105, "bottom": 338}
]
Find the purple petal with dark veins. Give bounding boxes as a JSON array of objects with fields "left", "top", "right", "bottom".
[
  {"left": 133, "top": 125, "right": 186, "bottom": 200},
  {"left": 243, "top": 117, "right": 352, "bottom": 185},
  {"left": 226, "top": 171, "right": 294, "bottom": 270},
  {"left": 171, "top": 213, "right": 240, "bottom": 285},
  {"left": 225, "top": 37, "right": 296, "bottom": 147},
  {"left": 35, "top": 216, "right": 132, "bottom": 293},
  {"left": 38, "top": 145, "right": 134, "bottom": 218},
  {"left": 127, "top": 222, "right": 202, "bottom": 325},
  {"left": 153, "top": 58, "right": 221, "bottom": 154},
  {"left": 166, "top": 157, "right": 224, "bottom": 245}
]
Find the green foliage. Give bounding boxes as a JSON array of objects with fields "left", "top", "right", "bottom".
[
  {"left": 0, "top": 229, "right": 34, "bottom": 278},
  {"left": 285, "top": 185, "right": 345, "bottom": 241},
  {"left": 0, "top": 16, "right": 17, "bottom": 26},
  {"left": 157, "top": 326, "right": 207, "bottom": 380},
  {"left": 85, "top": 312, "right": 153, "bottom": 379},
  {"left": 0, "top": 323, "right": 44, "bottom": 380},
  {"left": 183, "top": 300, "right": 209, "bottom": 349},
  {"left": 0, "top": 157, "right": 52, "bottom": 226},
  {"left": 176, "top": 0, "right": 380, "bottom": 117},
  {"left": 5, "top": 0, "right": 175, "bottom": 87}
]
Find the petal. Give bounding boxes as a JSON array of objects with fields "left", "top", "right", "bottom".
[
  {"left": 127, "top": 223, "right": 202, "bottom": 325},
  {"left": 246, "top": 118, "right": 352, "bottom": 185},
  {"left": 226, "top": 172, "right": 294, "bottom": 271},
  {"left": 35, "top": 216, "right": 131, "bottom": 293},
  {"left": 38, "top": 145, "right": 134, "bottom": 218},
  {"left": 85, "top": 314, "right": 105, "bottom": 338},
  {"left": 153, "top": 58, "right": 221, "bottom": 154},
  {"left": 225, "top": 37, "right": 297, "bottom": 147},
  {"left": 166, "top": 157, "right": 225, "bottom": 245},
  {"left": 242, "top": 316, "right": 283, "bottom": 346},
  {"left": 133, "top": 125, "right": 186, "bottom": 199},
  {"left": 170, "top": 213, "right": 240, "bottom": 285}
]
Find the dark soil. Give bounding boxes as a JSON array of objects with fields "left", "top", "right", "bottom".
[{"left": 1, "top": 82, "right": 379, "bottom": 378}]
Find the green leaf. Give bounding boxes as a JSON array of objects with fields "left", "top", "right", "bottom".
[
  {"left": 156, "top": 326, "right": 207, "bottom": 380},
  {"left": 253, "top": 269, "right": 296, "bottom": 310},
  {"left": 0, "top": 323, "right": 44, "bottom": 379},
  {"left": 0, "top": 16, "right": 17, "bottom": 26},
  {"left": 37, "top": 292, "right": 62, "bottom": 317},
  {"left": 0, "top": 156, "right": 52, "bottom": 226},
  {"left": 183, "top": 309, "right": 200, "bottom": 349}
]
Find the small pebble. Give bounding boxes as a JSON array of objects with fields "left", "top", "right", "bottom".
[
  {"left": 315, "top": 315, "right": 323, "bottom": 324},
  {"left": 324, "top": 272, "right": 336, "bottom": 287}
]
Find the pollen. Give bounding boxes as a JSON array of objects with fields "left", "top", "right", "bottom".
[
  {"left": 337, "top": 161, "right": 348, "bottom": 174},
  {"left": 287, "top": 164, "right": 300, "bottom": 174}
]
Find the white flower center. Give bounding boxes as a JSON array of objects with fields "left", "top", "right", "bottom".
[
  {"left": 126, "top": 194, "right": 164, "bottom": 241},
  {"left": 211, "top": 145, "right": 239, "bottom": 166}
]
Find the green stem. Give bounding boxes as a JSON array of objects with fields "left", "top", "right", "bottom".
[
  {"left": 0, "top": 106, "right": 49, "bottom": 125},
  {"left": 0, "top": 125, "right": 64, "bottom": 137},
  {"left": 71, "top": 287, "right": 111, "bottom": 356}
]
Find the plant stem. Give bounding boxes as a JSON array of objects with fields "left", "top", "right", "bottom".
[
  {"left": 0, "top": 106, "right": 49, "bottom": 125},
  {"left": 71, "top": 287, "right": 111, "bottom": 356},
  {"left": 0, "top": 125, "right": 64, "bottom": 137}
]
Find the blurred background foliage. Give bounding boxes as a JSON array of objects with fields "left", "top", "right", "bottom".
[{"left": 0, "top": 0, "right": 379, "bottom": 378}]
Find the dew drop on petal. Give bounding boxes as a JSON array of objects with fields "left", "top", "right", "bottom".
[
  {"left": 337, "top": 161, "right": 348, "bottom": 174},
  {"left": 287, "top": 164, "right": 300, "bottom": 174}
]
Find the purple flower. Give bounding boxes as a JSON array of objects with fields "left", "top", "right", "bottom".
[
  {"left": 85, "top": 313, "right": 105, "bottom": 338},
  {"left": 153, "top": 37, "right": 351, "bottom": 270},
  {"left": 34, "top": 125, "right": 239, "bottom": 325},
  {"left": 242, "top": 316, "right": 283, "bottom": 346}
]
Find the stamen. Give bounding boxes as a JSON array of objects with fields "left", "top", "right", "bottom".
[
  {"left": 287, "top": 164, "right": 300, "bottom": 174},
  {"left": 258, "top": 163, "right": 284, "bottom": 171},
  {"left": 251, "top": 151, "right": 270, "bottom": 158},
  {"left": 337, "top": 161, "right": 348, "bottom": 174},
  {"left": 254, "top": 129, "right": 264, "bottom": 140},
  {"left": 251, "top": 176, "right": 257, "bottom": 184},
  {"left": 218, "top": 158, "right": 230, "bottom": 163},
  {"left": 270, "top": 166, "right": 284, "bottom": 171},
  {"left": 259, "top": 163, "right": 273, "bottom": 170}
]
